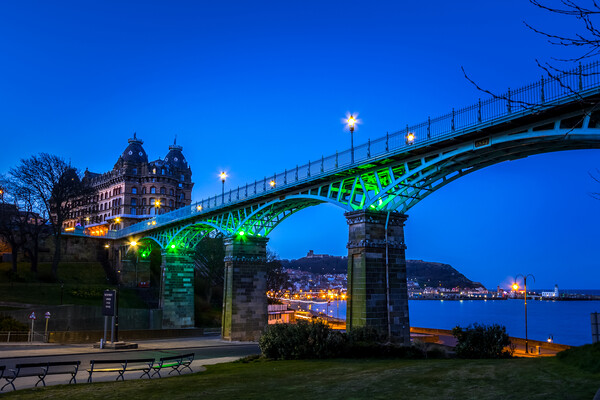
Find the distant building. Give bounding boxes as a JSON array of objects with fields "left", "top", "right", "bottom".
[
  {"left": 542, "top": 284, "right": 560, "bottom": 298},
  {"left": 64, "top": 133, "right": 193, "bottom": 235}
]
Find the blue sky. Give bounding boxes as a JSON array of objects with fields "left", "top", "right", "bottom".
[{"left": 1, "top": 1, "right": 598, "bottom": 289}]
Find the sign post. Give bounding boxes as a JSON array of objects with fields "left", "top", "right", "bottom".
[
  {"left": 103, "top": 290, "right": 116, "bottom": 344},
  {"left": 28, "top": 312, "right": 36, "bottom": 342},
  {"left": 44, "top": 312, "right": 51, "bottom": 342}
]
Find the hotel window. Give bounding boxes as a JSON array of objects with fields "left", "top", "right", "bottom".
[
  {"left": 169, "top": 189, "right": 174, "bottom": 196},
  {"left": 160, "top": 187, "right": 166, "bottom": 194},
  {"left": 132, "top": 187, "right": 137, "bottom": 194},
  {"left": 150, "top": 187, "right": 156, "bottom": 194},
  {"left": 131, "top": 198, "right": 137, "bottom": 206}
]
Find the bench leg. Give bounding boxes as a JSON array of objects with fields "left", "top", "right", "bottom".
[
  {"left": 1, "top": 378, "right": 16, "bottom": 392},
  {"left": 151, "top": 369, "right": 161, "bottom": 379},
  {"left": 69, "top": 373, "right": 77, "bottom": 384},
  {"left": 181, "top": 364, "right": 193, "bottom": 374},
  {"left": 139, "top": 369, "right": 151, "bottom": 380},
  {"left": 116, "top": 369, "right": 125, "bottom": 381}
]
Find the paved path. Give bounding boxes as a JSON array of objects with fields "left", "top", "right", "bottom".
[{"left": 0, "top": 337, "right": 260, "bottom": 392}]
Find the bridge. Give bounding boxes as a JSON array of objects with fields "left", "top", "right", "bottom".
[{"left": 101, "top": 61, "right": 600, "bottom": 342}]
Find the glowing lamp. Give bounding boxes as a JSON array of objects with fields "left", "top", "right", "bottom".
[
  {"left": 170, "top": 244, "right": 176, "bottom": 249},
  {"left": 220, "top": 171, "right": 227, "bottom": 182},
  {"left": 269, "top": 180, "right": 275, "bottom": 188},
  {"left": 406, "top": 132, "right": 415, "bottom": 144},
  {"left": 347, "top": 116, "right": 356, "bottom": 129},
  {"left": 130, "top": 241, "right": 137, "bottom": 246},
  {"left": 512, "top": 283, "right": 519, "bottom": 291}
]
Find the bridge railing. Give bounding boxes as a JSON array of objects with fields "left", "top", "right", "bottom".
[{"left": 116, "top": 61, "right": 600, "bottom": 238}]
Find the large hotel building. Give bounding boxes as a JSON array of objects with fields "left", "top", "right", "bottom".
[{"left": 64, "top": 133, "right": 193, "bottom": 235}]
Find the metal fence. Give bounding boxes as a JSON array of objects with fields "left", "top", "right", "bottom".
[
  {"left": 0, "top": 331, "right": 47, "bottom": 343},
  {"left": 115, "top": 61, "right": 600, "bottom": 238}
]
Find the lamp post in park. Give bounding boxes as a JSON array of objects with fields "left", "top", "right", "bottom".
[{"left": 513, "top": 273, "right": 536, "bottom": 354}]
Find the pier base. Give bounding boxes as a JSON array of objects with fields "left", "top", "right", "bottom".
[
  {"left": 222, "top": 236, "right": 269, "bottom": 341},
  {"left": 345, "top": 210, "right": 410, "bottom": 344}
]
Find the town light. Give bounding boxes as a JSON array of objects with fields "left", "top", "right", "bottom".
[
  {"left": 269, "top": 179, "right": 276, "bottom": 188},
  {"left": 115, "top": 217, "right": 121, "bottom": 223},
  {"left": 197, "top": 204, "right": 203, "bottom": 211},
  {"left": 130, "top": 241, "right": 137, "bottom": 246},
  {"left": 514, "top": 273, "right": 536, "bottom": 354},
  {"left": 512, "top": 283, "right": 519, "bottom": 291},
  {"left": 406, "top": 132, "right": 415, "bottom": 144}
]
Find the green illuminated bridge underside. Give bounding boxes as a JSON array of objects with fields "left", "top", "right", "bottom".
[{"left": 108, "top": 63, "right": 600, "bottom": 249}]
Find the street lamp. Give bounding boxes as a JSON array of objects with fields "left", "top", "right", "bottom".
[
  {"left": 220, "top": 171, "right": 227, "bottom": 203},
  {"left": 406, "top": 132, "right": 415, "bottom": 145},
  {"left": 346, "top": 115, "right": 356, "bottom": 164},
  {"left": 154, "top": 199, "right": 161, "bottom": 215},
  {"left": 269, "top": 179, "right": 276, "bottom": 189},
  {"left": 513, "top": 273, "right": 536, "bottom": 354}
]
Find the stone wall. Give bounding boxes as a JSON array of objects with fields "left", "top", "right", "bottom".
[{"left": 1, "top": 304, "right": 162, "bottom": 332}]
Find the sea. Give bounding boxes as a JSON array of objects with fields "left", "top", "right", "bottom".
[{"left": 286, "top": 290, "right": 600, "bottom": 346}]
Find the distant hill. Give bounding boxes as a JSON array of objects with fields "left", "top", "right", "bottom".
[
  {"left": 281, "top": 255, "right": 484, "bottom": 289},
  {"left": 406, "top": 259, "right": 484, "bottom": 289}
]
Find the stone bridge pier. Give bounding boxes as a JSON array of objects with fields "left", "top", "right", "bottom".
[
  {"left": 160, "top": 250, "right": 195, "bottom": 328},
  {"left": 345, "top": 210, "right": 410, "bottom": 344},
  {"left": 222, "top": 235, "right": 269, "bottom": 341}
]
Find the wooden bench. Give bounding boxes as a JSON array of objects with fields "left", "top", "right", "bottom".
[
  {"left": 87, "top": 358, "right": 154, "bottom": 383},
  {"left": 1, "top": 361, "right": 80, "bottom": 391},
  {"left": 151, "top": 353, "right": 194, "bottom": 378}
]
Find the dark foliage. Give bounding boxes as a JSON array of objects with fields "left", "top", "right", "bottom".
[
  {"left": 0, "top": 315, "right": 28, "bottom": 331},
  {"left": 260, "top": 322, "right": 448, "bottom": 360},
  {"left": 452, "top": 323, "right": 512, "bottom": 359}
]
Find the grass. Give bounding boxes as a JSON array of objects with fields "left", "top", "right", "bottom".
[
  {"left": 0, "top": 262, "right": 148, "bottom": 309},
  {"left": 2, "top": 357, "right": 599, "bottom": 400}
]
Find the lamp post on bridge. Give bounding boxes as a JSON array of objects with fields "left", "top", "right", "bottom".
[
  {"left": 220, "top": 171, "right": 227, "bottom": 204},
  {"left": 513, "top": 273, "right": 536, "bottom": 354},
  {"left": 346, "top": 115, "right": 356, "bottom": 164}
]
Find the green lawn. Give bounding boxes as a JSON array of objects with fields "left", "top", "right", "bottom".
[{"left": 2, "top": 357, "right": 599, "bottom": 400}]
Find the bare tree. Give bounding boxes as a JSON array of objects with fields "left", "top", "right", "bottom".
[
  {"left": 463, "top": 0, "right": 600, "bottom": 108},
  {"left": 8, "top": 153, "right": 93, "bottom": 278},
  {"left": 0, "top": 175, "right": 49, "bottom": 273},
  {"left": 266, "top": 249, "right": 290, "bottom": 295}
]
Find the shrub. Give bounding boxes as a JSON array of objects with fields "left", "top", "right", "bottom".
[
  {"left": 259, "top": 321, "right": 339, "bottom": 359},
  {"left": 452, "top": 323, "right": 512, "bottom": 359},
  {"left": 0, "top": 315, "right": 28, "bottom": 331},
  {"left": 260, "top": 322, "right": 448, "bottom": 360}
]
